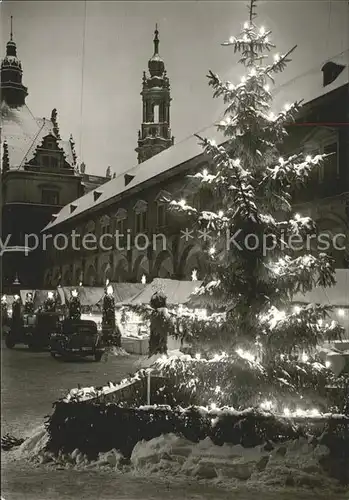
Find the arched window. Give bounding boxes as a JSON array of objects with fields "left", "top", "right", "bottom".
[
  {"left": 100, "top": 215, "right": 111, "bottom": 235},
  {"left": 115, "top": 208, "right": 128, "bottom": 238},
  {"left": 134, "top": 200, "right": 148, "bottom": 233},
  {"left": 155, "top": 190, "right": 171, "bottom": 227}
]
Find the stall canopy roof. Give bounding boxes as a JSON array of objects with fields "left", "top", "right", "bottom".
[
  {"left": 20, "top": 289, "right": 56, "bottom": 308},
  {"left": 122, "top": 278, "right": 203, "bottom": 306},
  {"left": 58, "top": 286, "right": 105, "bottom": 307}
]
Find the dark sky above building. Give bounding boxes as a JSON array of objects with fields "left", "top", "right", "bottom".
[{"left": 1, "top": 1, "right": 348, "bottom": 176}]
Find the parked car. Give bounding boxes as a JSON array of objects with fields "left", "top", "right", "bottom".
[
  {"left": 49, "top": 319, "right": 105, "bottom": 361},
  {"left": 5, "top": 312, "right": 62, "bottom": 350}
]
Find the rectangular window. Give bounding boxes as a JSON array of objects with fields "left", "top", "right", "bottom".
[
  {"left": 42, "top": 155, "right": 59, "bottom": 168},
  {"left": 322, "top": 142, "right": 338, "bottom": 181},
  {"left": 157, "top": 203, "right": 166, "bottom": 227},
  {"left": 42, "top": 189, "right": 59, "bottom": 205},
  {"left": 135, "top": 211, "right": 147, "bottom": 233}
]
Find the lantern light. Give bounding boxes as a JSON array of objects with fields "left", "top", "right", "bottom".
[
  {"left": 283, "top": 408, "right": 291, "bottom": 417},
  {"left": 71, "top": 289, "right": 78, "bottom": 298},
  {"left": 47, "top": 292, "right": 54, "bottom": 299},
  {"left": 141, "top": 275, "right": 147, "bottom": 285},
  {"left": 191, "top": 269, "right": 198, "bottom": 281},
  {"left": 325, "top": 360, "right": 331, "bottom": 368},
  {"left": 106, "top": 285, "right": 113, "bottom": 296}
]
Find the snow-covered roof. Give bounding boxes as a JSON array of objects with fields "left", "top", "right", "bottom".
[
  {"left": 272, "top": 51, "right": 348, "bottom": 112},
  {"left": 1, "top": 102, "right": 75, "bottom": 169},
  {"left": 43, "top": 125, "right": 223, "bottom": 231},
  {"left": 122, "top": 278, "right": 204, "bottom": 306},
  {"left": 43, "top": 53, "right": 348, "bottom": 233}
]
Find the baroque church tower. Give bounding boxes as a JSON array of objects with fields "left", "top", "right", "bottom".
[
  {"left": 1, "top": 16, "right": 28, "bottom": 108},
  {"left": 136, "top": 25, "right": 174, "bottom": 164}
]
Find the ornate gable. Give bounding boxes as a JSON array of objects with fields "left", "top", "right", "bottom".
[{"left": 26, "top": 132, "right": 73, "bottom": 171}]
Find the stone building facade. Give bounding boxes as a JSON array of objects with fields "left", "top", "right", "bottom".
[
  {"left": 0, "top": 18, "right": 108, "bottom": 291},
  {"left": 43, "top": 70, "right": 348, "bottom": 287}
]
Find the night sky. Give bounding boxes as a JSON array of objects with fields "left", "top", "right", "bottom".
[{"left": 1, "top": 1, "right": 348, "bottom": 176}]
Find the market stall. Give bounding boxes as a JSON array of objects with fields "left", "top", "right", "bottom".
[{"left": 119, "top": 278, "right": 203, "bottom": 354}]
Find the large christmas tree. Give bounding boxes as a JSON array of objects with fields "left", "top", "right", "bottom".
[{"left": 159, "top": 0, "right": 346, "bottom": 414}]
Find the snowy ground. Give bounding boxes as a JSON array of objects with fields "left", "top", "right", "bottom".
[
  {"left": 2, "top": 341, "right": 348, "bottom": 499},
  {"left": 2, "top": 425, "right": 348, "bottom": 500}
]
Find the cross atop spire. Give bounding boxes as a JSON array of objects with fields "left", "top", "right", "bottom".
[
  {"left": 153, "top": 23, "right": 159, "bottom": 55},
  {"left": 10, "top": 16, "right": 13, "bottom": 41}
]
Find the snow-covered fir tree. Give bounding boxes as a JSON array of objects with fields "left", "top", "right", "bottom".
[{"left": 158, "top": 0, "right": 347, "bottom": 414}]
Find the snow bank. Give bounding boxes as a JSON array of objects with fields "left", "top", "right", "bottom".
[
  {"left": 22, "top": 432, "right": 344, "bottom": 493},
  {"left": 11, "top": 425, "right": 49, "bottom": 461}
]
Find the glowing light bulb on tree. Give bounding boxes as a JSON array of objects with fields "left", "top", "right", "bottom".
[
  {"left": 283, "top": 408, "right": 291, "bottom": 417},
  {"left": 106, "top": 285, "right": 113, "bottom": 296},
  {"left": 294, "top": 213, "right": 301, "bottom": 221},
  {"left": 79, "top": 282, "right": 82, "bottom": 287},
  {"left": 337, "top": 309, "right": 345, "bottom": 318},
  {"left": 259, "top": 26, "right": 265, "bottom": 35},
  {"left": 141, "top": 274, "right": 147, "bottom": 285},
  {"left": 202, "top": 169, "right": 208, "bottom": 177},
  {"left": 195, "top": 353, "right": 201, "bottom": 360},
  {"left": 210, "top": 402, "right": 217, "bottom": 410},
  {"left": 301, "top": 352, "right": 309, "bottom": 363},
  {"left": 325, "top": 360, "right": 331, "bottom": 368},
  {"left": 179, "top": 199, "right": 186, "bottom": 207},
  {"left": 306, "top": 155, "right": 312, "bottom": 162},
  {"left": 191, "top": 269, "right": 198, "bottom": 281},
  {"left": 71, "top": 289, "right": 78, "bottom": 298},
  {"left": 293, "top": 306, "right": 301, "bottom": 314},
  {"left": 1, "top": 295, "right": 7, "bottom": 304},
  {"left": 244, "top": 22, "right": 249, "bottom": 29},
  {"left": 218, "top": 210, "right": 224, "bottom": 217},
  {"left": 209, "top": 247, "right": 216, "bottom": 256},
  {"left": 274, "top": 53, "right": 280, "bottom": 62},
  {"left": 47, "top": 292, "right": 54, "bottom": 299}
]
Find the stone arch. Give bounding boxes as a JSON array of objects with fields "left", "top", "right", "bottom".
[
  {"left": 316, "top": 216, "right": 348, "bottom": 268},
  {"left": 152, "top": 250, "right": 174, "bottom": 278},
  {"left": 179, "top": 245, "right": 205, "bottom": 280},
  {"left": 101, "top": 261, "right": 113, "bottom": 283},
  {"left": 44, "top": 269, "right": 52, "bottom": 287},
  {"left": 85, "top": 265, "right": 96, "bottom": 286},
  {"left": 75, "top": 267, "right": 82, "bottom": 284},
  {"left": 133, "top": 254, "right": 149, "bottom": 282},
  {"left": 114, "top": 258, "right": 128, "bottom": 282},
  {"left": 62, "top": 268, "right": 72, "bottom": 286}
]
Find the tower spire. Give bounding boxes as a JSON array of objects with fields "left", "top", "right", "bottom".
[
  {"left": 1, "top": 16, "right": 28, "bottom": 107},
  {"left": 136, "top": 26, "right": 174, "bottom": 164},
  {"left": 153, "top": 24, "right": 159, "bottom": 55}
]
